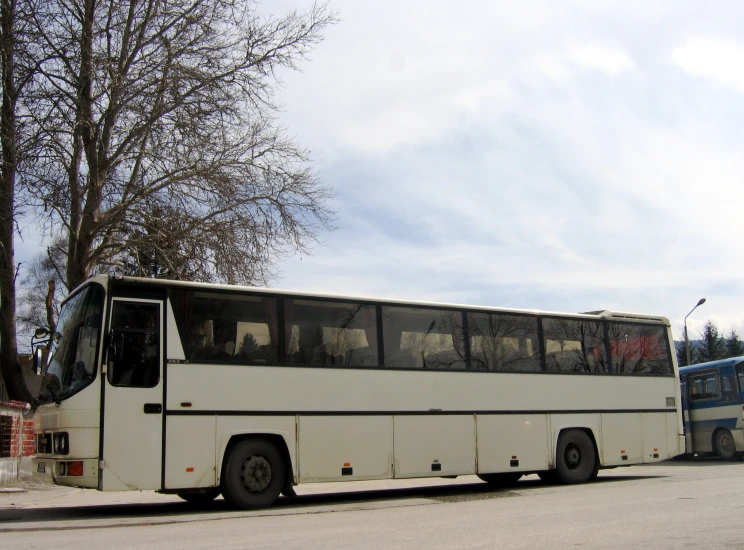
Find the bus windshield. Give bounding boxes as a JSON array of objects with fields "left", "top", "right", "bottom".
[{"left": 36, "top": 284, "right": 105, "bottom": 405}]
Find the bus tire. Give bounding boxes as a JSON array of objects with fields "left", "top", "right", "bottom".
[
  {"left": 221, "top": 438, "right": 285, "bottom": 510},
  {"left": 555, "top": 429, "right": 596, "bottom": 484},
  {"left": 477, "top": 472, "right": 522, "bottom": 486},
  {"left": 177, "top": 488, "right": 221, "bottom": 504},
  {"left": 714, "top": 429, "right": 737, "bottom": 461}
]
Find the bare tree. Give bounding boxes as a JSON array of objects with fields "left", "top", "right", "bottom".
[
  {"left": 0, "top": 0, "right": 37, "bottom": 403},
  {"left": 17, "top": 236, "right": 66, "bottom": 333},
  {"left": 22, "top": 0, "right": 337, "bottom": 290}
]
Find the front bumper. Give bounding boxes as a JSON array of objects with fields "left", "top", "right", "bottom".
[{"left": 33, "top": 457, "right": 99, "bottom": 488}]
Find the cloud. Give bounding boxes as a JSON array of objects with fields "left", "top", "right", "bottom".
[
  {"left": 672, "top": 37, "right": 744, "bottom": 93},
  {"left": 16, "top": 1, "right": 744, "bottom": 345},
  {"left": 570, "top": 45, "right": 635, "bottom": 75},
  {"left": 270, "top": 3, "right": 744, "bottom": 337},
  {"left": 536, "top": 45, "right": 635, "bottom": 81}
]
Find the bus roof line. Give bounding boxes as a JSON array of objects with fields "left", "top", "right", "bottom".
[{"left": 102, "top": 274, "right": 669, "bottom": 324}]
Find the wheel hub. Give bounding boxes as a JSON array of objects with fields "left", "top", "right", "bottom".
[
  {"left": 565, "top": 444, "right": 581, "bottom": 469},
  {"left": 720, "top": 435, "right": 734, "bottom": 453},
  {"left": 241, "top": 454, "right": 273, "bottom": 493}
]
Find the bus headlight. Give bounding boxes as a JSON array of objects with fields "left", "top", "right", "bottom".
[
  {"left": 53, "top": 433, "right": 69, "bottom": 455},
  {"left": 36, "top": 433, "right": 52, "bottom": 454}
]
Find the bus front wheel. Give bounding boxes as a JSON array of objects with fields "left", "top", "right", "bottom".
[
  {"left": 221, "top": 438, "right": 285, "bottom": 509},
  {"left": 714, "top": 429, "right": 738, "bottom": 461},
  {"left": 555, "top": 429, "right": 596, "bottom": 484}
]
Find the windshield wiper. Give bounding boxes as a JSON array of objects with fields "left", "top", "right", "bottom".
[
  {"left": 34, "top": 389, "right": 56, "bottom": 406},
  {"left": 36, "top": 386, "right": 62, "bottom": 405},
  {"left": 33, "top": 393, "right": 48, "bottom": 407},
  {"left": 50, "top": 385, "right": 62, "bottom": 404}
]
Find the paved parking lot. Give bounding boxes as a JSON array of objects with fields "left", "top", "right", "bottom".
[{"left": 1, "top": 458, "right": 743, "bottom": 548}]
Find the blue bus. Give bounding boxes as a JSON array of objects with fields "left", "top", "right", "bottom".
[{"left": 679, "top": 357, "right": 744, "bottom": 460}]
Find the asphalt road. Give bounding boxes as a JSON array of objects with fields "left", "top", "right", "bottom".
[{"left": 1, "top": 458, "right": 743, "bottom": 549}]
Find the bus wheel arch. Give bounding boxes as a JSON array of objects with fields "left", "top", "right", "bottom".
[
  {"left": 219, "top": 434, "right": 294, "bottom": 509},
  {"left": 554, "top": 428, "right": 599, "bottom": 484},
  {"left": 712, "top": 428, "right": 738, "bottom": 461}
]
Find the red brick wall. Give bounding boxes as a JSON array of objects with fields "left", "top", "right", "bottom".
[{"left": 2, "top": 401, "right": 34, "bottom": 458}]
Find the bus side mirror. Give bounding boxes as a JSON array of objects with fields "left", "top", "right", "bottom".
[{"left": 32, "top": 346, "right": 46, "bottom": 375}]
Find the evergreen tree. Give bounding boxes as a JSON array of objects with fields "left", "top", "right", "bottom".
[
  {"left": 696, "top": 320, "right": 726, "bottom": 364},
  {"left": 676, "top": 329, "right": 689, "bottom": 367},
  {"left": 725, "top": 328, "right": 744, "bottom": 358},
  {"left": 676, "top": 326, "right": 700, "bottom": 366}
]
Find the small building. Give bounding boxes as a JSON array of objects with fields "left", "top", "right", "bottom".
[
  {"left": 0, "top": 355, "right": 41, "bottom": 485},
  {"left": 0, "top": 400, "right": 35, "bottom": 485}
]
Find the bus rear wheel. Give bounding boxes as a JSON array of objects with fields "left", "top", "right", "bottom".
[
  {"left": 555, "top": 429, "right": 596, "bottom": 484},
  {"left": 714, "top": 429, "right": 738, "bottom": 461},
  {"left": 221, "top": 438, "right": 285, "bottom": 509},
  {"left": 477, "top": 472, "right": 522, "bottom": 486}
]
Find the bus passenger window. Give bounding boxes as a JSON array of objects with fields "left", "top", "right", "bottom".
[
  {"left": 691, "top": 379, "right": 703, "bottom": 399},
  {"left": 689, "top": 374, "right": 719, "bottom": 400},
  {"left": 607, "top": 323, "right": 673, "bottom": 375},
  {"left": 542, "top": 318, "right": 607, "bottom": 373},
  {"left": 382, "top": 307, "right": 465, "bottom": 369},
  {"left": 169, "top": 290, "right": 279, "bottom": 364},
  {"left": 468, "top": 312, "right": 540, "bottom": 371},
  {"left": 284, "top": 299, "right": 378, "bottom": 367},
  {"left": 737, "top": 363, "right": 744, "bottom": 392}
]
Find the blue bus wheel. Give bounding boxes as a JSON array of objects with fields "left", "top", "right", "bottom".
[{"left": 714, "top": 429, "right": 737, "bottom": 461}]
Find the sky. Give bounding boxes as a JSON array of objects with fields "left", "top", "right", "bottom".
[{"left": 15, "top": 0, "right": 744, "bottom": 345}]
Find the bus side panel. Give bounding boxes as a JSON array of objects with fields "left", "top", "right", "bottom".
[
  {"left": 214, "top": 416, "right": 298, "bottom": 486},
  {"left": 680, "top": 376, "right": 694, "bottom": 454},
  {"left": 393, "top": 415, "right": 475, "bottom": 478},
  {"left": 689, "top": 403, "right": 741, "bottom": 454},
  {"left": 476, "top": 414, "right": 549, "bottom": 474},
  {"left": 666, "top": 412, "right": 683, "bottom": 458},
  {"left": 298, "top": 416, "right": 393, "bottom": 482},
  {"left": 600, "top": 413, "right": 641, "bottom": 466},
  {"left": 165, "top": 416, "right": 216, "bottom": 490},
  {"left": 641, "top": 413, "right": 669, "bottom": 462}
]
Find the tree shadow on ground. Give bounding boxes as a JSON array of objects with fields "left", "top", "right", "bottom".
[{"left": 0, "top": 474, "right": 665, "bottom": 527}]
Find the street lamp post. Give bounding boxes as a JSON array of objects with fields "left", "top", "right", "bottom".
[{"left": 684, "top": 298, "right": 707, "bottom": 366}]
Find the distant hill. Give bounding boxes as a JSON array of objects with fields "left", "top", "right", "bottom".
[{"left": 673, "top": 339, "right": 701, "bottom": 349}]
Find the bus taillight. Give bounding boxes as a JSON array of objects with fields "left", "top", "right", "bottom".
[{"left": 60, "top": 461, "right": 84, "bottom": 476}]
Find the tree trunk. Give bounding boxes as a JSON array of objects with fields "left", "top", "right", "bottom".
[
  {"left": 45, "top": 279, "right": 56, "bottom": 332},
  {"left": 0, "top": 0, "right": 32, "bottom": 403},
  {"left": 66, "top": 0, "right": 99, "bottom": 292}
]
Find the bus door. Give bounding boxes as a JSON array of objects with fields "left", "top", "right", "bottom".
[
  {"left": 101, "top": 298, "right": 164, "bottom": 491},
  {"left": 680, "top": 374, "right": 694, "bottom": 454}
]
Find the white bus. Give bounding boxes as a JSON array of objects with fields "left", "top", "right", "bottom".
[{"left": 31, "top": 275, "right": 684, "bottom": 509}]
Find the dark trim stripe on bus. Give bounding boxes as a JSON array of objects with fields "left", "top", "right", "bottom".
[{"left": 165, "top": 408, "right": 677, "bottom": 417}]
